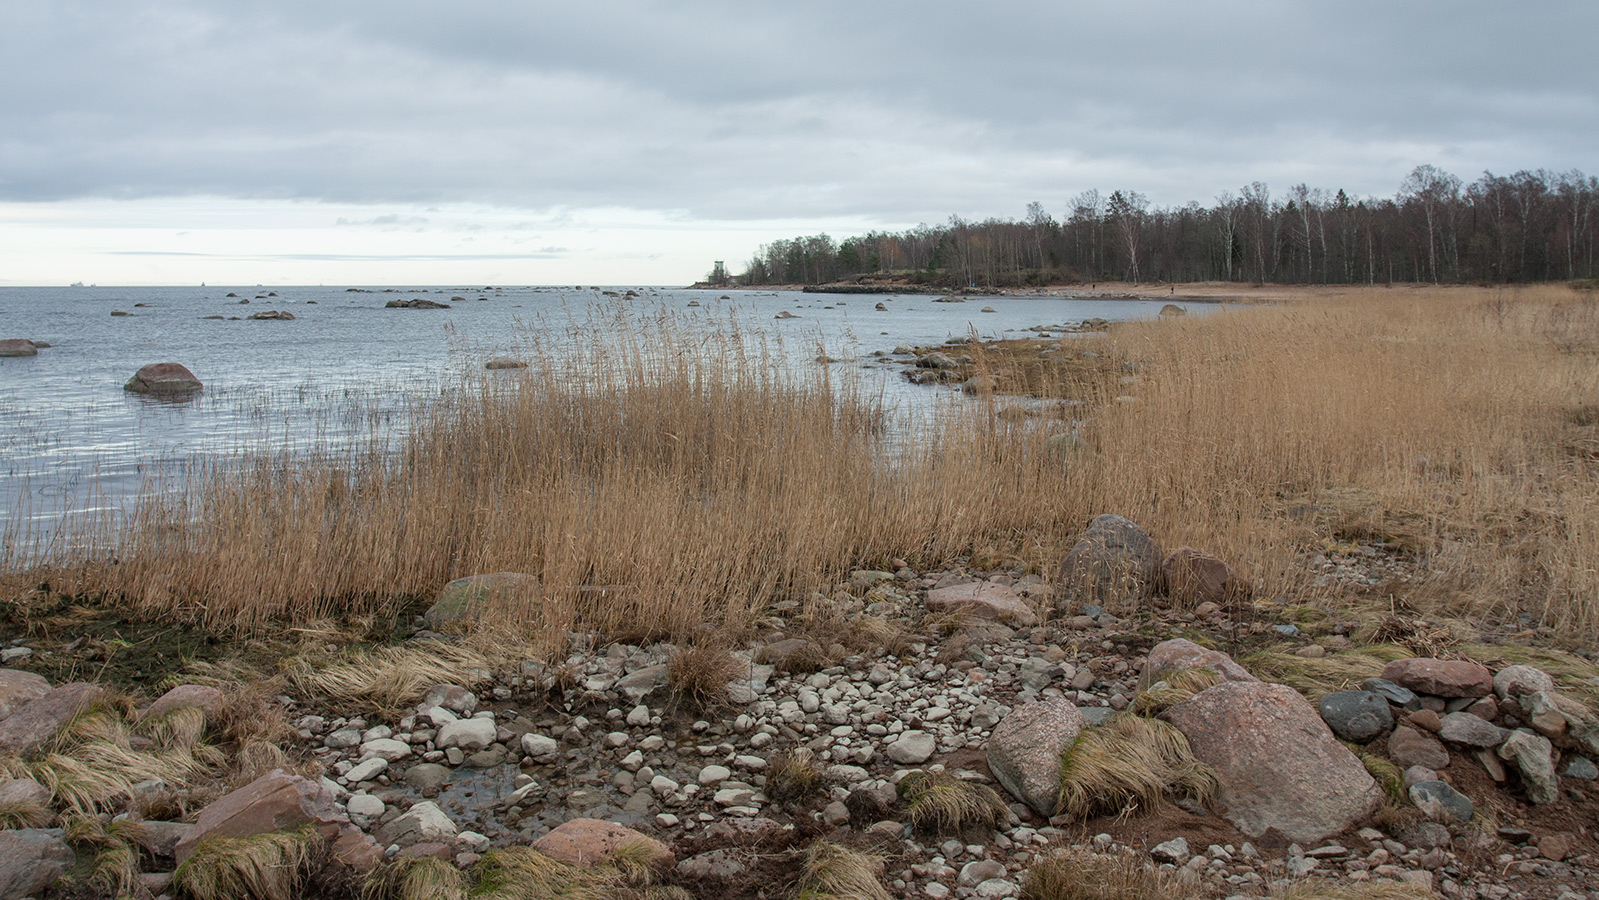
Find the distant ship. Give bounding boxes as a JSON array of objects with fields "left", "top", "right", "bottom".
[{"left": 69, "top": 281, "right": 85, "bottom": 287}]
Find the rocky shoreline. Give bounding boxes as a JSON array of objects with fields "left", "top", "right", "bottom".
[{"left": 2, "top": 518, "right": 1597, "bottom": 900}]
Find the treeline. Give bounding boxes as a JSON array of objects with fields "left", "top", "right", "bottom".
[{"left": 737, "top": 166, "right": 1599, "bottom": 287}]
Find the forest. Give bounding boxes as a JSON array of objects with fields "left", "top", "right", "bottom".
[{"left": 735, "top": 166, "right": 1599, "bottom": 287}]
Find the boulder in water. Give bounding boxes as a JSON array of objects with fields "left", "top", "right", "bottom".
[
  {"left": 0, "top": 339, "right": 39, "bottom": 357},
  {"left": 385, "top": 298, "right": 451, "bottom": 309},
  {"left": 124, "top": 363, "right": 203, "bottom": 395}
]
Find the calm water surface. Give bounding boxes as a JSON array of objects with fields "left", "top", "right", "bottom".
[{"left": 0, "top": 284, "right": 1187, "bottom": 531}]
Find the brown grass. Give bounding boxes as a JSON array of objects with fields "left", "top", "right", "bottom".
[
  {"left": 895, "top": 770, "right": 1009, "bottom": 836},
  {"left": 666, "top": 644, "right": 742, "bottom": 710},
  {"left": 1055, "top": 714, "right": 1217, "bottom": 819},
  {"left": 8, "top": 286, "right": 1599, "bottom": 645},
  {"left": 1022, "top": 847, "right": 1192, "bottom": 900},
  {"left": 794, "top": 841, "right": 891, "bottom": 900},
  {"left": 765, "top": 749, "right": 834, "bottom": 808}
]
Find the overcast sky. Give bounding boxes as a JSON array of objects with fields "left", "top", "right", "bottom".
[{"left": 2, "top": 1, "right": 1594, "bottom": 285}]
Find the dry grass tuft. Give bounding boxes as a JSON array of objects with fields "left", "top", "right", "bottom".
[
  {"left": 794, "top": 841, "right": 891, "bottom": 900},
  {"left": 895, "top": 770, "right": 1009, "bottom": 836},
  {"left": 173, "top": 826, "right": 319, "bottom": 900},
  {"left": 1270, "top": 882, "right": 1435, "bottom": 900},
  {"left": 467, "top": 844, "right": 657, "bottom": 899},
  {"left": 1240, "top": 645, "right": 1411, "bottom": 700},
  {"left": 0, "top": 795, "right": 52, "bottom": 828},
  {"left": 1056, "top": 714, "right": 1217, "bottom": 819},
  {"left": 766, "top": 750, "right": 834, "bottom": 808},
  {"left": 64, "top": 814, "right": 150, "bottom": 898},
  {"left": 1132, "top": 667, "right": 1221, "bottom": 715},
  {"left": 1022, "top": 847, "right": 1191, "bottom": 900},
  {"left": 282, "top": 640, "right": 508, "bottom": 708},
  {"left": 666, "top": 644, "right": 743, "bottom": 710},
  {"left": 4, "top": 700, "right": 220, "bottom": 815},
  {"left": 361, "top": 856, "right": 468, "bottom": 900}
]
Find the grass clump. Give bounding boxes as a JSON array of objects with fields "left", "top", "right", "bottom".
[
  {"left": 1056, "top": 714, "right": 1217, "bottom": 820},
  {"left": 766, "top": 750, "right": 834, "bottom": 808},
  {"left": 1022, "top": 847, "right": 1190, "bottom": 900},
  {"left": 896, "top": 770, "right": 1008, "bottom": 836},
  {"left": 282, "top": 640, "right": 507, "bottom": 709},
  {"left": 1270, "top": 883, "right": 1434, "bottom": 900},
  {"left": 666, "top": 644, "right": 742, "bottom": 709},
  {"left": 1240, "top": 645, "right": 1410, "bottom": 700},
  {"left": 173, "top": 826, "right": 319, "bottom": 900},
  {"left": 1131, "top": 667, "right": 1220, "bottom": 715},
  {"left": 0, "top": 794, "right": 52, "bottom": 828},
  {"left": 361, "top": 856, "right": 468, "bottom": 900},
  {"left": 3, "top": 700, "right": 221, "bottom": 815},
  {"left": 466, "top": 844, "right": 657, "bottom": 899},
  {"left": 1358, "top": 750, "right": 1406, "bottom": 805},
  {"left": 794, "top": 841, "right": 891, "bottom": 900},
  {"left": 64, "top": 814, "right": 150, "bottom": 898}
]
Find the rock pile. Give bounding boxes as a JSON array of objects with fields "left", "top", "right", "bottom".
[{"left": 2, "top": 514, "right": 1597, "bottom": 899}]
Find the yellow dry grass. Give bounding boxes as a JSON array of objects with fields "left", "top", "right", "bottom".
[
  {"left": 1022, "top": 847, "right": 1191, "bottom": 900},
  {"left": 794, "top": 841, "right": 891, "bottom": 900},
  {"left": 3, "top": 702, "right": 222, "bottom": 815},
  {"left": 8, "top": 285, "right": 1599, "bottom": 645},
  {"left": 173, "top": 826, "right": 319, "bottom": 900},
  {"left": 896, "top": 769, "right": 1009, "bottom": 836},
  {"left": 1055, "top": 714, "right": 1217, "bottom": 819}
]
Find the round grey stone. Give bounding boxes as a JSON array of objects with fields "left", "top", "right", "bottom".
[{"left": 1318, "top": 691, "right": 1394, "bottom": 742}]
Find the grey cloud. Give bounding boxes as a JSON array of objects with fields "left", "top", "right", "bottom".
[{"left": 1, "top": 1, "right": 1595, "bottom": 224}]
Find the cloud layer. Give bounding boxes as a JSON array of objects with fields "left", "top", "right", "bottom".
[{"left": 1, "top": 1, "right": 1594, "bottom": 282}]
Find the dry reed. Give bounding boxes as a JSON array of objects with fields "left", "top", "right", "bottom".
[{"left": 9, "top": 286, "right": 1599, "bottom": 645}]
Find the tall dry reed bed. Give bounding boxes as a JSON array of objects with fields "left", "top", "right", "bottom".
[
  {"left": 19, "top": 312, "right": 1074, "bottom": 640},
  {"left": 1041, "top": 284, "right": 1599, "bottom": 637},
  {"left": 9, "top": 287, "right": 1599, "bottom": 645}
]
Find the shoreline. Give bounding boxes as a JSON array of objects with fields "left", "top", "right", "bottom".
[{"left": 685, "top": 280, "right": 1447, "bottom": 304}]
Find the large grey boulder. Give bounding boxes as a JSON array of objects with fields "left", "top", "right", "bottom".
[
  {"left": 424, "top": 572, "right": 541, "bottom": 632},
  {"left": 1163, "top": 682, "right": 1381, "bottom": 844},
  {"left": 0, "top": 829, "right": 73, "bottom": 900},
  {"left": 124, "top": 362, "right": 202, "bottom": 395},
  {"left": 1056, "top": 514, "right": 1160, "bottom": 614},
  {"left": 0, "top": 339, "right": 39, "bottom": 358},
  {"left": 985, "top": 698, "right": 1084, "bottom": 815}
]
